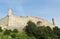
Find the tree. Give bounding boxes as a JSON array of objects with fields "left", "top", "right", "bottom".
[
  {"left": 53, "top": 27, "right": 60, "bottom": 39},
  {"left": 25, "top": 21, "right": 47, "bottom": 39},
  {"left": 13, "top": 29, "right": 18, "bottom": 33},
  {"left": 3, "top": 29, "right": 11, "bottom": 35},
  {"left": 25, "top": 21, "right": 37, "bottom": 36},
  {"left": 10, "top": 33, "right": 16, "bottom": 38},
  {"left": 0, "top": 27, "right": 3, "bottom": 32}
]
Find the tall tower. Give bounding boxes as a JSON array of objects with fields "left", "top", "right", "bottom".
[
  {"left": 8, "top": 8, "right": 13, "bottom": 26},
  {"left": 52, "top": 18, "right": 57, "bottom": 26},
  {"left": 8, "top": 8, "right": 12, "bottom": 16}
]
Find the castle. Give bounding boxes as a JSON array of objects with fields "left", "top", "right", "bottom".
[{"left": 0, "top": 9, "right": 56, "bottom": 31}]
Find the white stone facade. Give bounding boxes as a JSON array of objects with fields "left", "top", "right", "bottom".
[{"left": 0, "top": 9, "right": 55, "bottom": 31}]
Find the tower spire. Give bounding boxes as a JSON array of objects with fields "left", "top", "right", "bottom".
[{"left": 8, "top": 8, "right": 12, "bottom": 16}]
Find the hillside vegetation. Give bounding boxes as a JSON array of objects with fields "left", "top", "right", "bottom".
[{"left": 0, "top": 21, "right": 60, "bottom": 39}]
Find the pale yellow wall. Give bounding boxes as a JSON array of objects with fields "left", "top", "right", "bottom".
[{"left": 0, "top": 15, "right": 55, "bottom": 31}]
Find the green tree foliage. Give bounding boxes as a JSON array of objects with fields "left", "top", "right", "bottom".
[
  {"left": 25, "top": 21, "right": 37, "bottom": 36},
  {"left": 53, "top": 26, "right": 60, "bottom": 39},
  {"left": 0, "top": 27, "right": 3, "bottom": 32},
  {"left": 3, "top": 29, "right": 11, "bottom": 35},
  {"left": 10, "top": 33, "right": 16, "bottom": 38},
  {"left": 12, "top": 29, "right": 18, "bottom": 33},
  {"left": 25, "top": 21, "right": 60, "bottom": 39}
]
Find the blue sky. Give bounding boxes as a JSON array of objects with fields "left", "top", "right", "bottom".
[{"left": 0, "top": 0, "right": 60, "bottom": 27}]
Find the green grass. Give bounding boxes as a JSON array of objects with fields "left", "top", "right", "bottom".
[{"left": 0, "top": 32, "right": 36, "bottom": 39}]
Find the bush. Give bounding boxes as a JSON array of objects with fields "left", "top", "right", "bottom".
[
  {"left": 13, "top": 29, "right": 18, "bottom": 33},
  {"left": 0, "top": 27, "right": 3, "bottom": 32},
  {"left": 10, "top": 33, "right": 16, "bottom": 38},
  {"left": 3, "top": 29, "right": 11, "bottom": 35}
]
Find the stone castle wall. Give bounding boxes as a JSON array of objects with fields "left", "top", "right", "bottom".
[{"left": 0, "top": 9, "right": 55, "bottom": 31}]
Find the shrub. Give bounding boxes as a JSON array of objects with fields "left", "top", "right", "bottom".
[
  {"left": 3, "top": 29, "right": 11, "bottom": 35},
  {"left": 0, "top": 27, "right": 3, "bottom": 32},
  {"left": 13, "top": 29, "right": 18, "bottom": 33},
  {"left": 10, "top": 33, "right": 16, "bottom": 38}
]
